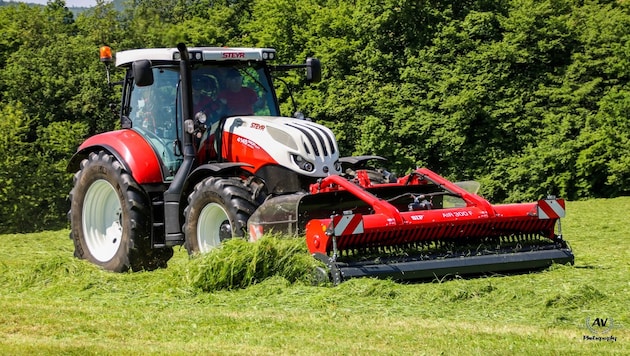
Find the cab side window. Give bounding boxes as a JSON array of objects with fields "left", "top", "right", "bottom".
[{"left": 126, "top": 67, "right": 183, "bottom": 177}]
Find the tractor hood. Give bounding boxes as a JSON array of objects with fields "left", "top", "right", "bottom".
[{"left": 220, "top": 116, "right": 341, "bottom": 177}]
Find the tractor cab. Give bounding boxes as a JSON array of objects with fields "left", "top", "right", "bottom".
[{"left": 113, "top": 47, "right": 286, "bottom": 180}]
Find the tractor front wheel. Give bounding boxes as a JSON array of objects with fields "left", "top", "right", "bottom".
[{"left": 184, "top": 177, "right": 258, "bottom": 254}]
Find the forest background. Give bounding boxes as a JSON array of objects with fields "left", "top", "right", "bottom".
[{"left": 0, "top": 0, "right": 629, "bottom": 233}]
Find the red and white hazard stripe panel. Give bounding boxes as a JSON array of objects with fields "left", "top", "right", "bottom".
[
  {"left": 537, "top": 199, "right": 566, "bottom": 219},
  {"left": 332, "top": 214, "right": 364, "bottom": 236},
  {"left": 249, "top": 224, "right": 264, "bottom": 242}
]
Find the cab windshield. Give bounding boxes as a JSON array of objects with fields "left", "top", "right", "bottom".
[{"left": 191, "top": 64, "right": 279, "bottom": 120}]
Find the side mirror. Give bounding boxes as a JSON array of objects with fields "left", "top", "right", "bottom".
[
  {"left": 306, "top": 57, "right": 321, "bottom": 83},
  {"left": 132, "top": 60, "right": 154, "bottom": 87}
]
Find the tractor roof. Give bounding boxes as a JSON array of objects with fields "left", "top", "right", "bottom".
[{"left": 115, "top": 47, "right": 277, "bottom": 67}]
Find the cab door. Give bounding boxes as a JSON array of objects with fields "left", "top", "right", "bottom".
[{"left": 123, "top": 66, "right": 183, "bottom": 180}]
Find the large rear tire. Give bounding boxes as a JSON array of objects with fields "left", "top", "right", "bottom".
[
  {"left": 184, "top": 177, "right": 258, "bottom": 254},
  {"left": 69, "top": 151, "right": 172, "bottom": 271}
]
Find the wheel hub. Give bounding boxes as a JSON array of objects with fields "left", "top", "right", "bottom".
[
  {"left": 219, "top": 220, "right": 232, "bottom": 241},
  {"left": 197, "top": 203, "right": 232, "bottom": 253},
  {"left": 82, "top": 179, "right": 123, "bottom": 262}
]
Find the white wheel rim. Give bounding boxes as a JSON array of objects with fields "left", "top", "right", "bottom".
[
  {"left": 197, "top": 203, "right": 231, "bottom": 253},
  {"left": 82, "top": 179, "right": 123, "bottom": 262}
]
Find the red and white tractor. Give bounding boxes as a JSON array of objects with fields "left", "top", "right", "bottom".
[{"left": 68, "top": 44, "right": 573, "bottom": 283}]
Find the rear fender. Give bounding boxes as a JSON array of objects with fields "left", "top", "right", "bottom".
[{"left": 67, "top": 130, "right": 163, "bottom": 184}]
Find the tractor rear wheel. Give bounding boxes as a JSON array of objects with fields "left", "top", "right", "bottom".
[
  {"left": 69, "top": 151, "right": 171, "bottom": 271},
  {"left": 184, "top": 177, "right": 258, "bottom": 254}
]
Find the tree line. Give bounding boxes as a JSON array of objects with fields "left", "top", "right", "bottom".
[{"left": 1, "top": 0, "right": 629, "bottom": 233}]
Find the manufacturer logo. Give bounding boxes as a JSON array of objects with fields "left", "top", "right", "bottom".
[
  {"left": 222, "top": 52, "right": 245, "bottom": 58},
  {"left": 250, "top": 122, "right": 266, "bottom": 130}
]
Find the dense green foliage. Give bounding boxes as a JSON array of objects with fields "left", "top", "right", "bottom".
[{"left": 1, "top": 0, "right": 629, "bottom": 232}]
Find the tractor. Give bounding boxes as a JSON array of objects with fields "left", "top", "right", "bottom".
[{"left": 68, "top": 43, "right": 573, "bottom": 283}]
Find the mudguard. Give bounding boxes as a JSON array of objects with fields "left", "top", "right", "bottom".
[{"left": 67, "top": 129, "right": 164, "bottom": 184}]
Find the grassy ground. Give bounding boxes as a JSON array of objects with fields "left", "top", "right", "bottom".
[{"left": 0, "top": 198, "right": 628, "bottom": 355}]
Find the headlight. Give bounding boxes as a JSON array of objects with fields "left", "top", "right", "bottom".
[
  {"left": 292, "top": 154, "right": 314, "bottom": 172},
  {"left": 195, "top": 111, "right": 207, "bottom": 124},
  {"left": 184, "top": 119, "right": 195, "bottom": 134}
]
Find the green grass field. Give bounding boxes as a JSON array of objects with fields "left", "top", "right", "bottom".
[{"left": 1, "top": 198, "right": 628, "bottom": 355}]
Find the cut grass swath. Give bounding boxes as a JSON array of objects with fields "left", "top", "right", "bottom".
[{"left": 187, "top": 235, "right": 323, "bottom": 291}]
